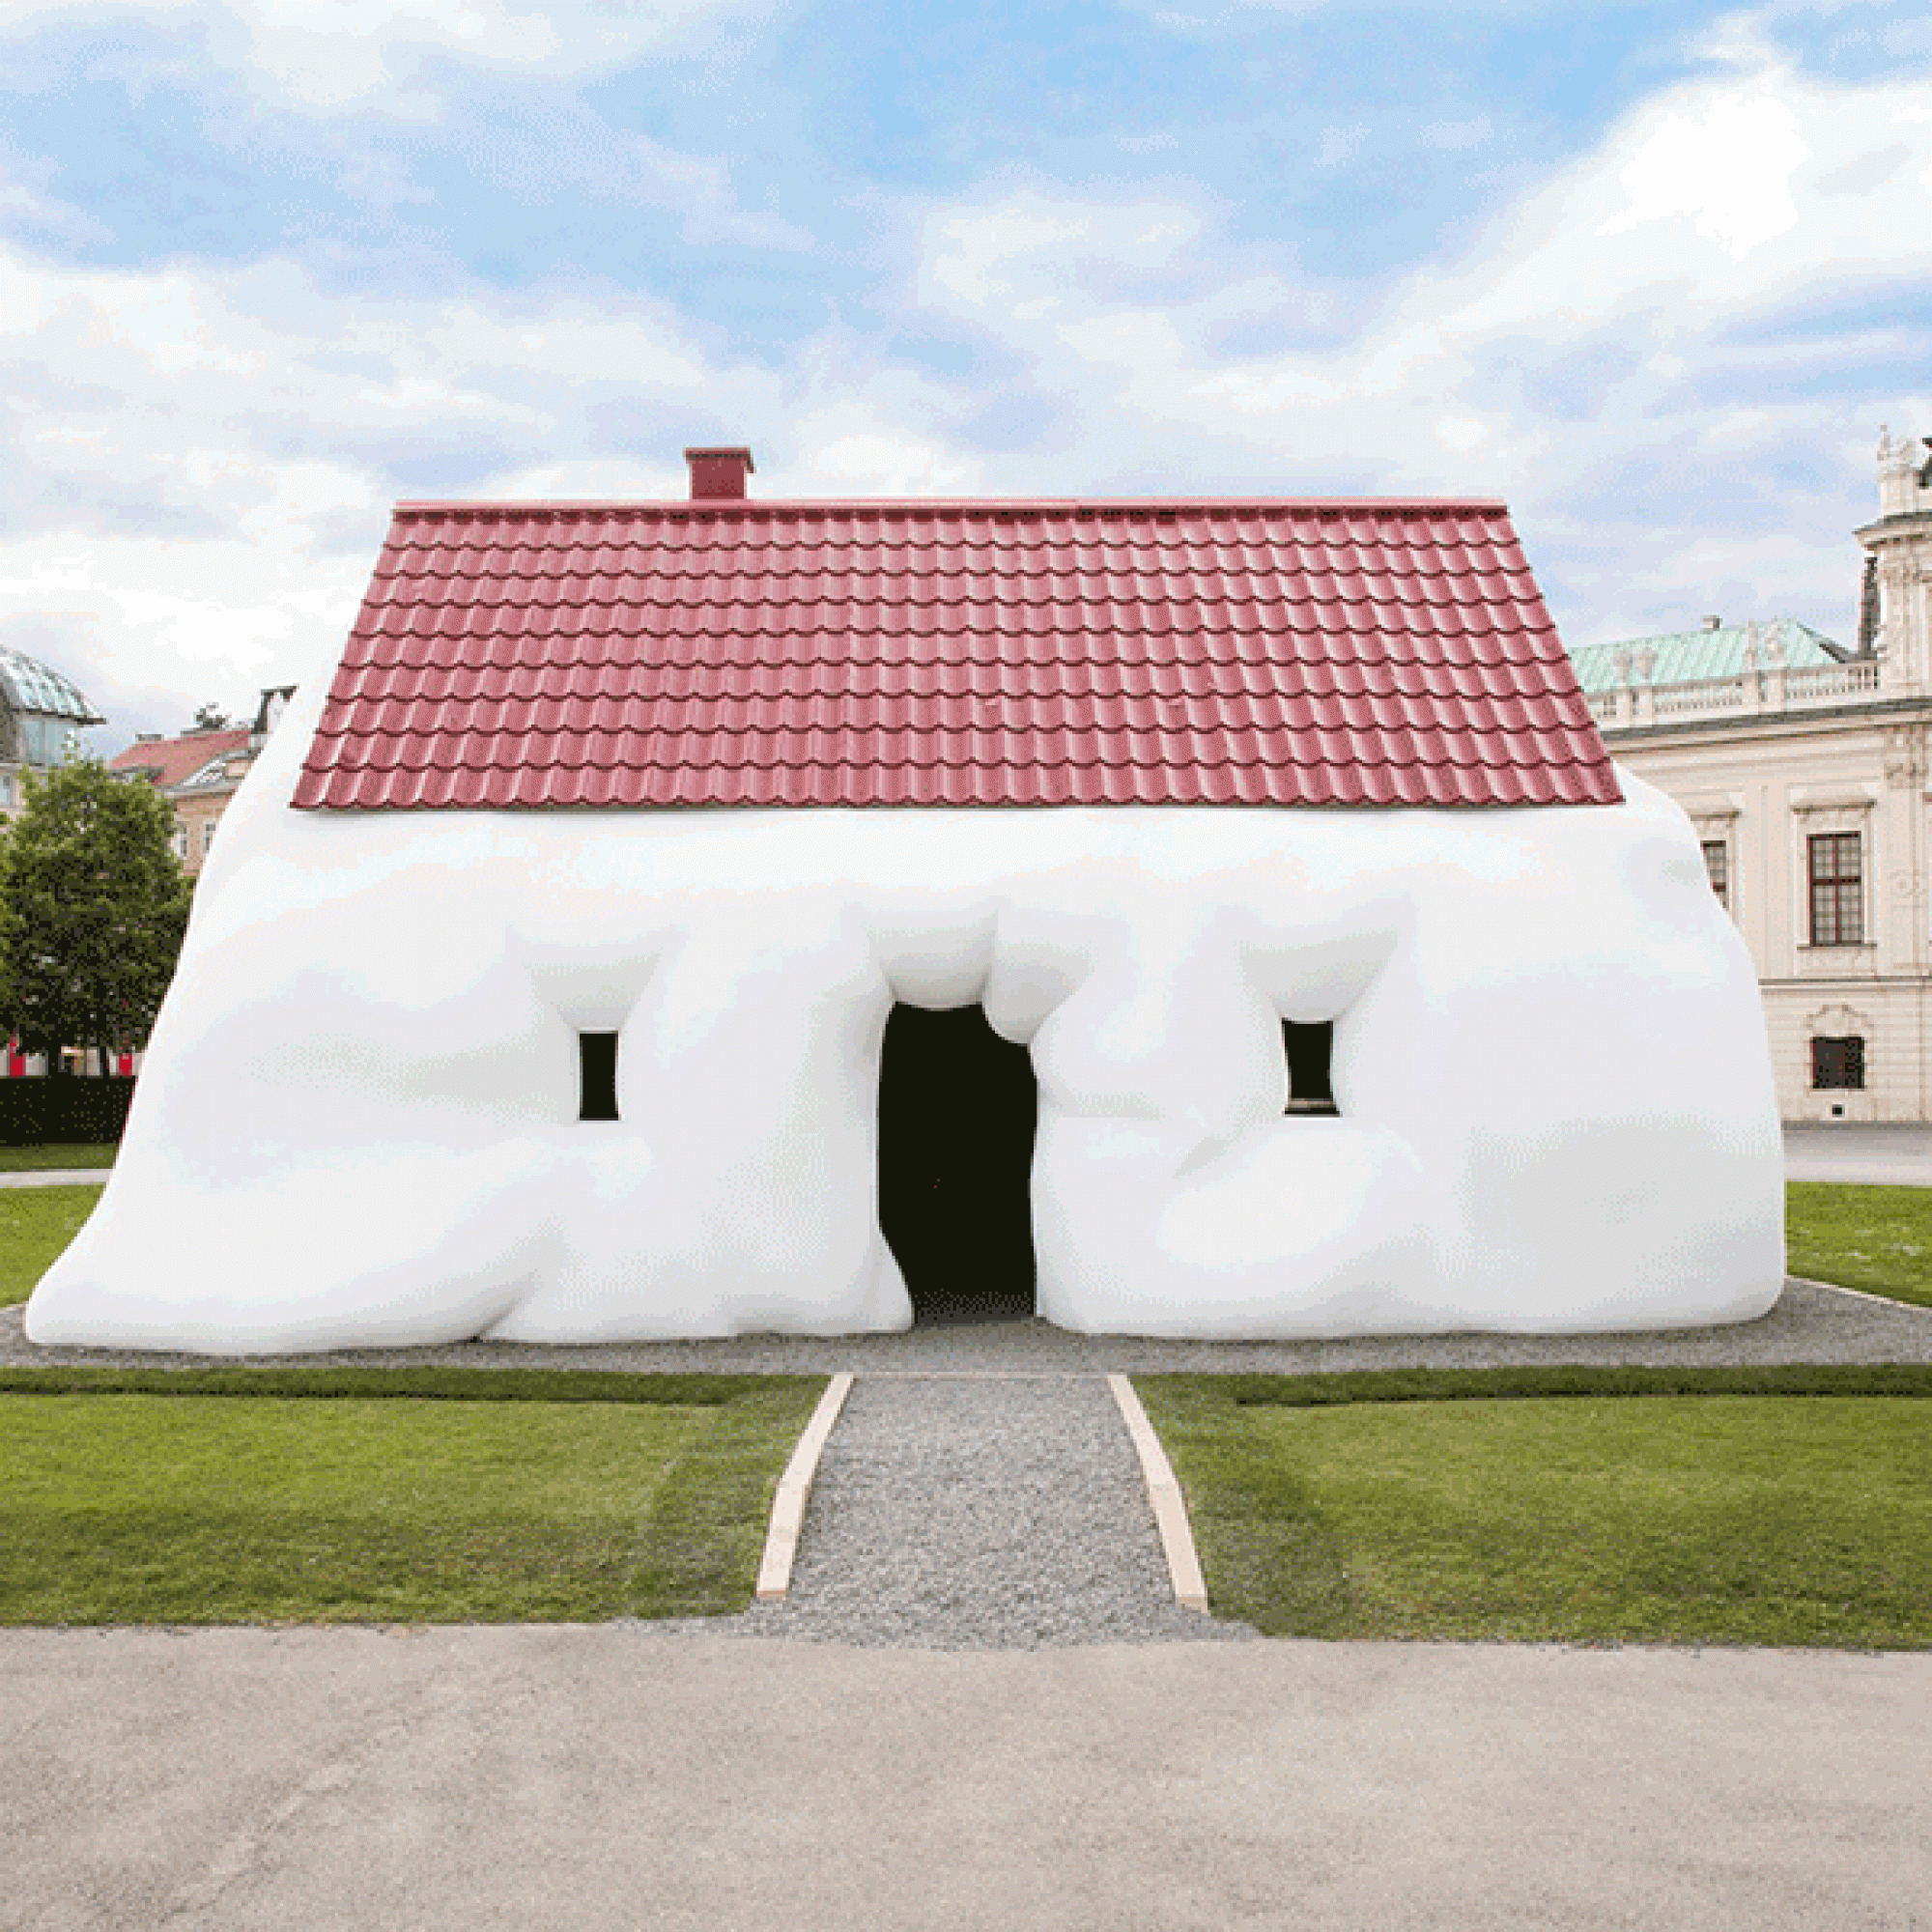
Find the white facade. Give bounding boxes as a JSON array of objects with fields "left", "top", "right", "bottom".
[
  {"left": 26, "top": 657, "right": 1784, "bottom": 1351},
  {"left": 1581, "top": 429, "right": 1932, "bottom": 1122}
]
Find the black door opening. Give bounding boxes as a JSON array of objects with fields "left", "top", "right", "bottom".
[
  {"left": 1283, "top": 1019, "right": 1338, "bottom": 1115},
  {"left": 878, "top": 1004, "right": 1037, "bottom": 1324}
]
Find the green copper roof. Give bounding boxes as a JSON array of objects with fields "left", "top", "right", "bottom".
[
  {"left": 1568, "top": 618, "right": 1848, "bottom": 695},
  {"left": 0, "top": 644, "right": 102, "bottom": 724}
]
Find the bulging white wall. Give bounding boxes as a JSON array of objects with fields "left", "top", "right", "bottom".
[{"left": 26, "top": 681, "right": 1784, "bottom": 1350}]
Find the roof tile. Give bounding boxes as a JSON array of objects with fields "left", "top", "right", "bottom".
[{"left": 294, "top": 496, "right": 1619, "bottom": 812}]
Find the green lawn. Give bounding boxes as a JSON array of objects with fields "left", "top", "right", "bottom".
[
  {"left": 0, "top": 1185, "right": 100, "bottom": 1307},
  {"left": 1140, "top": 1374, "right": 1932, "bottom": 1649},
  {"left": 1786, "top": 1181, "right": 1932, "bottom": 1307},
  {"left": 0, "top": 1144, "right": 116, "bottom": 1174},
  {"left": 0, "top": 1374, "right": 824, "bottom": 1625}
]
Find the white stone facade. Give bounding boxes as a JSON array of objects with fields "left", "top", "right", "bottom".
[{"left": 1587, "top": 429, "right": 1932, "bottom": 1122}]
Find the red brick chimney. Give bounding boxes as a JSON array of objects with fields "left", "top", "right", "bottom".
[{"left": 685, "top": 446, "right": 754, "bottom": 500}]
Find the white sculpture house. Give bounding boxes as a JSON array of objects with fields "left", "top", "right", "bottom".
[{"left": 28, "top": 448, "right": 1786, "bottom": 1352}]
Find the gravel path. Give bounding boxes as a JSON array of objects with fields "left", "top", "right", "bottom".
[{"left": 649, "top": 1377, "right": 1260, "bottom": 1652}]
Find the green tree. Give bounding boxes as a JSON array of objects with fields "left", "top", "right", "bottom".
[{"left": 0, "top": 759, "right": 191, "bottom": 1075}]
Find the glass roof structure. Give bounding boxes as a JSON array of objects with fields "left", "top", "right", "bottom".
[{"left": 0, "top": 645, "right": 102, "bottom": 724}]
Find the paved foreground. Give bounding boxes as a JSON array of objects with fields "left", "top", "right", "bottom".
[
  {"left": 4, "top": 1627, "right": 1925, "bottom": 1931},
  {"left": 1783, "top": 1122, "right": 1932, "bottom": 1187}
]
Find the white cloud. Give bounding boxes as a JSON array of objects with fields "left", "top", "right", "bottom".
[
  {"left": 925, "top": 190, "right": 1207, "bottom": 313},
  {"left": 0, "top": 0, "right": 778, "bottom": 115},
  {"left": 7, "top": 13, "right": 1932, "bottom": 735},
  {"left": 0, "top": 220, "right": 996, "bottom": 733},
  {"left": 908, "top": 29, "right": 1932, "bottom": 639},
  {"left": 0, "top": 239, "right": 788, "bottom": 731}
]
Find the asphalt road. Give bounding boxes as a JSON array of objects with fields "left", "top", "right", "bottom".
[
  {"left": 6, "top": 1627, "right": 1927, "bottom": 1931},
  {"left": 1782, "top": 1122, "right": 1932, "bottom": 1186}
]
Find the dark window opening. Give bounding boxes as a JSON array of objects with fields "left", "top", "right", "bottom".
[
  {"left": 878, "top": 1004, "right": 1037, "bottom": 1325},
  {"left": 579, "top": 1032, "right": 619, "bottom": 1122},
  {"left": 1811, "top": 1035, "right": 1865, "bottom": 1091},
  {"left": 1283, "top": 1020, "right": 1338, "bottom": 1116}
]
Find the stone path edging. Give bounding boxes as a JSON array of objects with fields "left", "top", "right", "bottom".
[
  {"left": 1107, "top": 1373, "right": 1209, "bottom": 1612},
  {"left": 751, "top": 1371, "right": 1215, "bottom": 1629},
  {"left": 755, "top": 1371, "right": 853, "bottom": 1601}
]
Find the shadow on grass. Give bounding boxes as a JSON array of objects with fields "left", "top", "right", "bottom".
[
  {"left": 1136, "top": 1366, "right": 1932, "bottom": 1649},
  {"left": 1, "top": 1371, "right": 827, "bottom": 1628}
]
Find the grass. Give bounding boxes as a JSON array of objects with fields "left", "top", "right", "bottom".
[
  {"left": 0, "top": 1371, "right": 825, "bottom": 1626},
  {"left": 1786, "top": 1181, "right": 1932, "bottom": 1307},
  {"left": 1139, "top": 1370, "right": 1932, "bottom": 1649},
  {"left": 3, "top": 1163, "right": 1927, "bottom": 1640},
  {"left": 0, "top": 1184, "right": 100, "bottom": 1307},
  {"left": 0, "top": 1143, "right": 115, "bottom": 1173}
]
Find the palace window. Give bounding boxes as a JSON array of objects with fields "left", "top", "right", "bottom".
[
  {"left": 1811, "top": 1036, "right": 1865, "bottom": 1091},
  {"left": 1807, "top": 833, "right": 1863, "bottom": 947},
  {"left": 1700, "top": 839, "right": 1729, "bottom": 908}
]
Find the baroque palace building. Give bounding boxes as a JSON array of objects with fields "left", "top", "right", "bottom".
[{"left": 1569, "top": 428, "right": 1932, "bottom": 1123}]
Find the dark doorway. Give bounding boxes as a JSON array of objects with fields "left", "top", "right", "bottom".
[
  {"left": 878, "top": 1004, "right": 1037, "bottom": 1323},
  {"left": 1282, "top": 1019, "right": 1338, "bottom": 1115}
]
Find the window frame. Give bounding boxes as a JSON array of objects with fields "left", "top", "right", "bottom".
[
  {"left": 1807, "top": 831, "right": 1863, "bottom": 948},
  {"left": 1810, "top": 1035, "right": 1866, "bottom": 1091},
  {"left": 1699, "top": 838, "right": 1730, "bottom": 909}
]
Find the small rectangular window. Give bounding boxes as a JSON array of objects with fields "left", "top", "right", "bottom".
[
  {"left": 1282, "top": 1020, "right": 1338, "bottom": 1115},
  {"left": 1811, "top": 1036, "right": 1865, "bottom": 1091},
  {"left": 1700, "top": 839, "right": 1729, "bottom": 908},
  {"left": 579, "top": 1032, "right": 619, "bottom": 1122},
  {"left": 1808, "top": 833, "right": 1862, "bottom": 946}
]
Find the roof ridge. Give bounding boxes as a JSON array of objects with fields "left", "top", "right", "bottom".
[{"left": 387, "top": 497, "right": 1515, "bottom": 520}]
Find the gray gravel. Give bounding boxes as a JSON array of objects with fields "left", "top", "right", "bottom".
[
  {"left": 647, "top": 1377, "right": 1260, "bottom": 1653},
  {"left": 6, "top": 1274, "right": 1929, "bottom": 1372}
]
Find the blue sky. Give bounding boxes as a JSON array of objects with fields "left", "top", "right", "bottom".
[{"left": 1, "top": 0, "right": 1928, "bottom": 742}]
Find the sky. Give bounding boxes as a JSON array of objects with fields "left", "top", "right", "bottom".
[{"left": 1, "top": 0, "right": 1928, "bottom": 748}]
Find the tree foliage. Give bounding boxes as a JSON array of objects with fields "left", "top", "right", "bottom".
[{"left": 0, "top": 760, "right": 191, "bottom": 1074}]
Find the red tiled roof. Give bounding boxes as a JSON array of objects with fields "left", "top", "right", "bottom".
[
  {"left": 110, "top": 727, "right": 250, "bottom": 791},
  {"left": 293, "top": 497, "right": 1621, "bottom": 811}
]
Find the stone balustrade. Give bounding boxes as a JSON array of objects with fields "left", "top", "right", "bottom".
[{"left": 1586, "top": 656, "right": 1883, "bottom": 728}]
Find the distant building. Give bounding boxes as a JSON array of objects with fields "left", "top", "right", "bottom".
[
  {"left": 0, "top": 644, "right": 103, "bottom": 817},
  {"left": 1572, "top": 427, "right": 1932, "bottom": 1122},
  {"left": 109, "top": 687, "right": 295, "bottom": 877},
  {"left": 0, "top": 646, "right": 105, "bottom": 1073}
]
